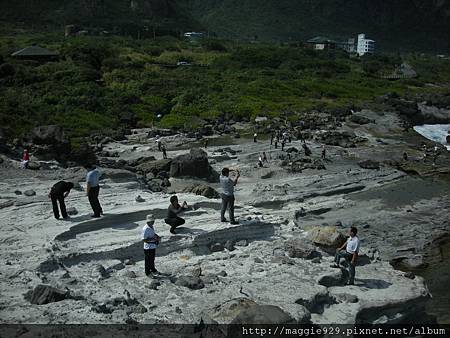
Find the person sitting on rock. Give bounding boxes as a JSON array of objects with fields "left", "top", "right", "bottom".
[
  {"left": 220, "top": 167, "right": 240, "bottom": 225},
  {"left": 164, "top": 195, "right": 188, "bottom": 234},
  {"left": 142, "top": 214, "right": 160, "bottom": 277},
  {"left": 331, "top": 226, "right": 360, "bottom": 285},
  {"left": 21, "top": 149, "right": 30, "bottom": 169},
  {"left": 48, "top": 181, "right": 74, "bottom": 220}
]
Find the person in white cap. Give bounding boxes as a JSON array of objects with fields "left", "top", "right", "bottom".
[{"left": 141, "top": 214, "right": 160, "bottom": 277}]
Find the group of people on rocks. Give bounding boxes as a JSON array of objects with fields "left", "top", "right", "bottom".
[
  {"left": 141, "top": 165, "right": 241, "bottom": 277},
  {"left": 48, "top": 165, "right": 103, "bottom": 220}
]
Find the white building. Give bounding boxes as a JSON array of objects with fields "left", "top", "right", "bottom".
[{"left": 357, "top": 34, "right": 375, "bottom": 56}]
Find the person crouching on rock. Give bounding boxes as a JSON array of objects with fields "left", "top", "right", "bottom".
[
  {"left": 331, "top": 226, "right": 359, "bottom": 285},
  {"left": 164, "top": 195, "right": 188, "bottom": 234},
  {"left": 48, "top": 181, "right": 74, "bottom": 220},
  {"left": 142, "top": 214, "right": 160, "bottom": 277}
]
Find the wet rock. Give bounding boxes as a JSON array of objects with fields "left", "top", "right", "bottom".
[
  {"left": 358, "top": 160, "right": 380, "bottom": 170},
  {"left": 175, "top": 276, "right": 205, "bottom": 290},
  {"left": 170, "top": 148, "right": 218, "bottom": 182},
  {"left": 284, "top": 239, "right": 320, "bottom": 259},
  {"left": 135, "top": 195, "right": 145, "bottom": 203},
  {"left": 231, "top": 304, "right": 296, "bottom": 324},
  {"left": 210, "top": 243, "right": 224, "bottom": 253},
  {"left": 66, "top": 207, "right": 78, "bottom": 215},
  {"left": 25, "top": 284, "right": 69, "bottom": 305},
  {"left": 182, "top": 184, "right": 220, "bottom": 199},
  {"left": 23, "top": 190, "right": 36, "bottom": 197}
]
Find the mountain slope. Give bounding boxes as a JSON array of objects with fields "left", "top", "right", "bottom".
[{"left": 179, "top": 0, "right": 450, "bottom": 52}]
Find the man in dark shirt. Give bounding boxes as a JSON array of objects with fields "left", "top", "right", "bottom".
[
  {"left": 164, "top": 195, "right": 188, "bottom": 234},
  {"left": 48, "top": 181, "right": 74, "bottom": 219}
]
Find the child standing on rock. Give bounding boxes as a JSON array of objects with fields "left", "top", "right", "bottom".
[{"left": 142, "top": 214, "right": 161, "bottom": 278}]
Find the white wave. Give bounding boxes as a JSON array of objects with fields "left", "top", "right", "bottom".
[{"left": 413, "top": 124, "right": 450, "bottom": 151}]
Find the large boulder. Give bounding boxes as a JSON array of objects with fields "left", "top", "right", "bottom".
[
  {"left": 25, "top": 284, "right": 69, "bottom": 305},
  {"left": 30, "top": 127, "right": 70, "bottom": 161},
  {"left": 136, "top": 159, "right": 172, "bottom": 176},
  {"left": 31, "top": 125, "right": 66, "bottom": 145},
  {"left": 182, "top": 184, "right": 220, "bottom": 199},
  {"left": 284, "top": 239, "right": 320, "bottom": 259},
  {"left": 170, "top": 148, "right": 218, "bottom": 181},
  {"left": 230, "top": 304, "right": 296, "bottom": 324},
  {"left": 358, "top": 159, "right": 380, "bottom": 170},
  {"left": 349, "top": 115, "right": 374, "bottom": 125},
  {"left": 307, "top": 226, "right": 347, "bottom": 251}
]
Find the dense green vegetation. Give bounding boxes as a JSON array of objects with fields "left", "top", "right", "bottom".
[{"left": 1, "top": 29, "right": 449, "bottom": 143}]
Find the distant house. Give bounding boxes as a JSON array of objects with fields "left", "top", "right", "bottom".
[
  {"left": 11, "top": 45, "right": 59, "bottom": 61},
  {"left": 356, "top": 34, "right": 375, "bottom": 56},
  {"left": 306, "top": 36, "right": 337, "bottom": 50}
]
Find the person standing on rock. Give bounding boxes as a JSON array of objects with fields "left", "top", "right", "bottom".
[
  {"left": 253, "top": 133, "right": 258, "bottom": 142},
  {"left": 262, "top": 151, "right": 268, "bottom": 164},
  {"left": 331, "top": 226, "right": 359, "bottom": 285},
  {"left": 156, "top": 136, "right": 161, "bottom": 151},
  {"left": 85, "top": 164, "right": 103, "bottom": 218},
  {"left": 281, "top": 139, "right": 286, "bottom": 151},
  {"left": 164, "top": 195, "right": 189, "bottom": 234},
  {"left": 321, "top": 145, "right": 326, "bottom": 160},
  {"left": 48, "top": 181, "right": 74, "bottom": 220},
  {"left": 220, "top": 167, "right": 239, "bottom": 225},
  {"left": 162, "top": 144, "right": 168, "bottom": 159},
  {"left": 21, "top": 149, "right": 30, "bottom": 169},
  {"left": 142, "top": 214, "right": 160, "bottom": 277},
  {"left": 270, "top": 133, "right": 274, "bottom": 145}
]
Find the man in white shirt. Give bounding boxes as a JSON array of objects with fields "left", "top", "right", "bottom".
[
  {"left": 220, "top": 167, "right": 240, "bottom": 225},
  {"left": 141, "top": 214, "right": 160, "bottom": 277},
  {"left": 331, "top": 226, "right": 360, "bottom": 285}
]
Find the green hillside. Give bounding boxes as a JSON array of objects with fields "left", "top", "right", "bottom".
[{"left": 179, "top": 0, "right": 450, "bottom": 52}]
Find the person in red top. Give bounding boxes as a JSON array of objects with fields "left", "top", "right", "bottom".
[{"left": 21, "top": 149, "right": 30, "bottom": 169}]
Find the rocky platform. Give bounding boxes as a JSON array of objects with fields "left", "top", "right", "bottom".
[{"left": 0, "top": 109, "right": 449, "bottom": 325}]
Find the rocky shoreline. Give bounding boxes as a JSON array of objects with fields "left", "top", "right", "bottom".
[{"left": 0, "top": 106, "right": 449, "bottom": 325}]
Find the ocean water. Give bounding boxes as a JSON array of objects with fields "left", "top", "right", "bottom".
[{"left": 413, "top": 124, "right": 450, "bottom": 150}]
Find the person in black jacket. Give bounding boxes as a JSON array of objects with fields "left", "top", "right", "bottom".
[
  {"left": 164, "top": 195, "right": 189, "bottom": 234},
  {"left": 48, "top": 181, "right": 74, "bottom": 219}
]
